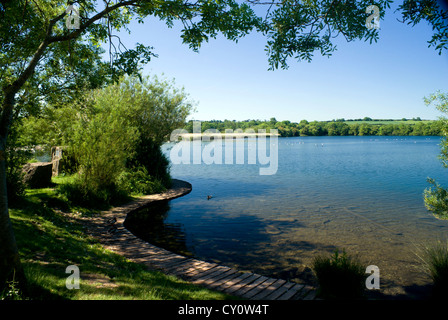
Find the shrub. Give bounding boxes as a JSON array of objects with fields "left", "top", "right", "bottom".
[
  {"left": 419, "top": 240, "right": 448, "bottom": 299},
  {"left": 126, "top": 136, "right": 172, "bottom": 189},
  {"left": 311, "top": 249, "right": 366, "bottom": 299},
  {"left": 53, "top": 75, "right": 192, "bottom": 205},
  {"left": 57, "top": 148, "right": 78, "bottom": 175},
  {"left": 117, "top": 166, "right": 166, "bottom": 196},
  {"left": 57, "top": 174, "right": 129, "bottom": 209},
  {"left": 424, "top": 178, "right": 448, "bottom": 220}
]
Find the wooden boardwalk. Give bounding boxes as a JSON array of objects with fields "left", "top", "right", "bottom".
[{"left": 83, "top": 179, "right": 317, "bottom": 301}]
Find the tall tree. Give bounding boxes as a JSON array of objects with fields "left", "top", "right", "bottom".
[
  {"left": 0, "top": 0, "right": 447, "bottom": 292},
  {"left": 424, "top": 91, "right": 448, "bottom": 220},
  {"left": 0, "top": 0, "right": 260, "bottom": 294}
]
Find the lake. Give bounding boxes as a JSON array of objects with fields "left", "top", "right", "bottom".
[{"left": 124, "top": 136, "right": 448, "bottom": 298}]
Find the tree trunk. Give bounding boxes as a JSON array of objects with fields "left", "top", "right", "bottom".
[{"left": 0, "top": 135, "right": 25, "bottom": 294}]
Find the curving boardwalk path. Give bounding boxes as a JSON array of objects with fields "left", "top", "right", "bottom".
[{"left": 83, "top": 179, "right": 317, "bottom": 300}]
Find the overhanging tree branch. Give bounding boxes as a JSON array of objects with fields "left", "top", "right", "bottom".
[{"left": 1, "top": 0, "right": 139, "bottom": 137}]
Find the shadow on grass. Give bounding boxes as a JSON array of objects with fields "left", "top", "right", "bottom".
[{"left": 8, "top": 188, "right": 232, "bottom": 300}]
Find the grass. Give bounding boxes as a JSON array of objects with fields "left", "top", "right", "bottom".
[
  {"left": 5, "top": 177, "right": 236, "bottom": 300},
  {"left": 311, "top": 249, "right": 367, "bottom": 300},
  {"left": 418, "top": 240, "right": 448, "bottom": 299}
]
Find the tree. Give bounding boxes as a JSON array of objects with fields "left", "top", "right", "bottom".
[
  {"left": 424, "top": 91, "right": 448, "bottom": 220},
  {"left": 358, "top": 123, "right": 371, "bottom": 135},
  {"left": 1, "top": 0, "right": 447, "bottom": 294},
  {"left": 0, "top": 0, "right": 260, "bottom": 293}
]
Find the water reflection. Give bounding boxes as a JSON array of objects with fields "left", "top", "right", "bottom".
[{"left": 124, "top": 200, "right": 193, "bottom": 257}]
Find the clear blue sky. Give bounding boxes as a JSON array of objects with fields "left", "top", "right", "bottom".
[{"left": 110, "top": 3, "right": 448, "bottom": 122}]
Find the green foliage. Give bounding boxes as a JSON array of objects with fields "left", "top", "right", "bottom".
[
  {"left": 51, "top": 75, "right": 190, "bottom": 206},
  {"left": 57, "top": 148, "right": 78, "bottom": 175},
  {"left": 66, "top": 97, "right": 138, "bottom": 206},
  {"left": 117, "top": 166, "right": 166, "bottom": 196},
  {"left": 424, "top": 178, "right": 448, "bottom": 220},
  {"left": 95, "top": 75, "right": 194, "bottom": 145},
  {"left": 311, "top": 249, "right": 366, "bottom": 300},
  {"left": 0, "top": 272, "right": 24, "bottom": 300},
  {"left": 398, "top": 0, "right": 448, "bottom": 56},
  {"left": 127, "top": 136, "right": 172, "bottom": 189},
  {"left": 185, "top": 118, "right": 442, "bottom": 137},
  {"left": 418, "top": 240, "right": 448, "bottom": 299},
  {"left": 424, "top": 91, "right": 448, "bottom": 218}
]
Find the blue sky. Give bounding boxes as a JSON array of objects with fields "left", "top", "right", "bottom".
[{"left": 110, "top": 3, "right": 448, "bottom": 122}]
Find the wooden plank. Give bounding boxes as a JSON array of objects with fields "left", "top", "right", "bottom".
[
  {"left": 223, "top": 273, "right": 261, "bottom": 295},
  {"left": 103, "top": 235, "right": 139, "bottom": 244},
  {"left": 139, "top": 254, "right": 179, "bottom": 264},
  {"left": 263, "top": 281, "right": 295, "bottom": 300},
  {"left": 276, "top": 283, "right": 305, "bottom": 300},
  {"left": 302, "top": 288, "right": 317, "bottom": 300},
  {"left": 206, "top": 271, "right": 249, "bottom": 290},
  {"left": 119, "top": 245, "right": 156, "bottom": 256},
  {"left": 241, "top": 277, "right": 277, "bottom": 299},
  {"left": 198, "top": 269, "right": 240, "bottom": 288},
  {"left": 231, "top": 275, "right": 269, "bottom": 297},
  {"left": 250, "top": 279, "right": 287, "bottom": 300},
  {"left": 165, "top": 258, "right": 205, "bottom": 274},
  {"left": 127, "top": 248, "right": 165, "bottom": 259},
  {"left": 174, "top": 261, "right": 213, "bottom": 276},
  {"left": 155, "top": 257, "right": 190, "bottom": 270},
  {"left": 187, "top": 265, "right": 225, "bottom": 281},
  {"left": 195, "top": 269, "right": 236, "bottom": 286},
  {"left": 182, "top": 262, "right": 218, "bottom": 278},
  {"left": 213, "top": 272, "right": 254, "bottom": 292},
  {"left": 150, "top": 256, "right": 189, "bottom": 268},
  {"left": 190, "top": 266, "right": 231, "bottom": 283}
]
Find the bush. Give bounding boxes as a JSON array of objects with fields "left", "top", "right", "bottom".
[
  {"left": 57, "top": 174, "right": 129, "bottom": 209},
  {"left": 51, "top": 75, "right": 192, "bottom": 205},
  {"left": 419, "top": 240, "right": 448, "bottom": 299},
  {"left": 117, "top": 166, "right": 166, "bottom": 196},
  {"left": 57, "top": 148, "right": 78, "bottom": 175},
  {"left": 311, "top": 249, "right": 366, "bottom": 300},
  {"left": 424, "top": 178, "right": 448, "bottom": 220},
  {"left": 126, "top": 137, "right": 172, "bottom": 189}
]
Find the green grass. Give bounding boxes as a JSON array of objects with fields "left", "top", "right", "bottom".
[{"left": 6, "top": 178, "right": 236, "bottom": 300}]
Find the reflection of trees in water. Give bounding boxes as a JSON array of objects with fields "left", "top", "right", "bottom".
[{"left": 124, "top": 200, "right": 193, "bottom": 257}]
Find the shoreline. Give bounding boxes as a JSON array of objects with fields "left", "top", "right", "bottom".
[{"left": 82, "top": 179, "right": 317, "bottom": 300}]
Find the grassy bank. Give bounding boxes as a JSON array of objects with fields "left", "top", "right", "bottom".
[{"left": 6, "top": 178, "right": 235, "bottom": 300}]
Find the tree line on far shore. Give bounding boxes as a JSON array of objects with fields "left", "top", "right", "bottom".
[{"left": 184, "top": 118, "right": 443, "bottom": 137}]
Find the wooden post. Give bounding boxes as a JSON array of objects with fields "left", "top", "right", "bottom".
[{"left": 51, "top": 146, "right": 62, "bottom": 176}]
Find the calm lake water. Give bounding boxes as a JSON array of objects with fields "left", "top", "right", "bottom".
[{"left": 125, "top": 136, "right": 448, "bottom": 298}]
